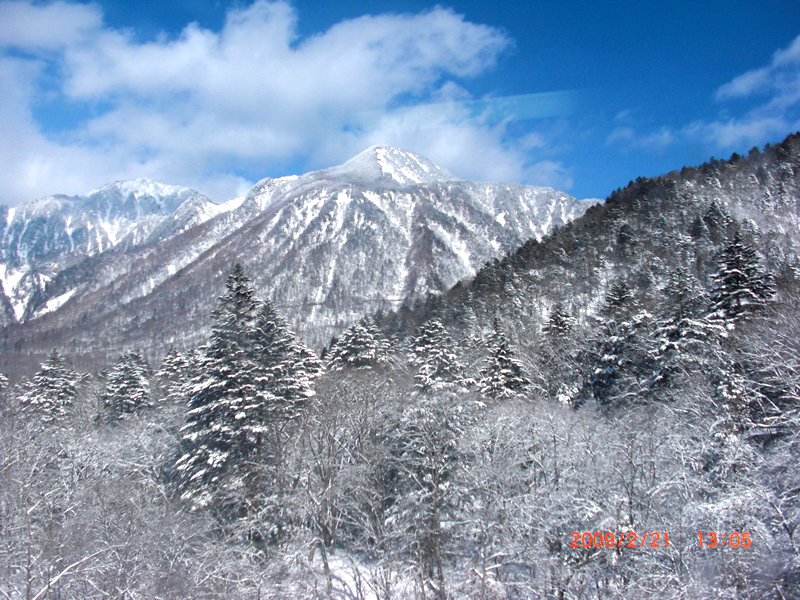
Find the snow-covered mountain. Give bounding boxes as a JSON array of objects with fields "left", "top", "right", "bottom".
[
  {"left": 0, "top": 146, "right": 591, "bottom": 359},
  {"left": 0, "top": 179, "right": 225, "bottom": 323}
]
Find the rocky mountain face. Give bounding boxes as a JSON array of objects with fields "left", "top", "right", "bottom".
[
  {"left": 0, "top": 179, "right": 228, "bottom": 326},
  {"left": 0, "top": 146, "right": 590, "bottom": 367}
]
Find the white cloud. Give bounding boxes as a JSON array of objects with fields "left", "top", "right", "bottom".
[
  {"left": 606, "top": 125, "right": 673, "bottom": 150},
  {"left": 683, "top": 116, "right": 796, "bottom": 150},
  {"left": 0, "top": 0, "right": 101, "bottom": 50},
  {"left": 0, "top": 53, "right": 132, "bottom": 202},
  {"left": 609, "top": 34, "right": 800, "bottom": 154},
  {"left": 716, "top": 34, "right": 800, "bottom": 104},
  {"left": 309, "top": 87, "right": 574, "bottom": 190},
  {"left": 694, "top": 34, "right": 800, "bottom": 149},
  {"left": 606, "top": 126, "right": 635, "bottom": 146},
  {"left": 0, "top": 0, "right": 543, "bottom": 204}
]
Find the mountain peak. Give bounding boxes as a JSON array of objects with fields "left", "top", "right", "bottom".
[
  {"left": 91, "top": 178, "right": 189, "bottom": 199},
  {"left": 79, "top": 178, "right": 206, "bottom": 220},
  {"left": 315, "top": 145, "right": 460, "bottom": 187}
]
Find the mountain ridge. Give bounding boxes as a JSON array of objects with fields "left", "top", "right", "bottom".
[
  {"left": 0, "top": 179, "right": 224, "bottom": 323},
  {"left": 393, "top": 133, "right": 800, "bottom": 349},
  {"left": 0, "top": 146, "right": 590, "bottom": 370}
]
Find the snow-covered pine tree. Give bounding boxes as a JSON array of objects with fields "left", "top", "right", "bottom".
[
  {"left": 703, "top": 200, "right": 732, "bottom": 242},
  {"left": 409, "top": 321, "right": 442, "bottom": 366},
  {"left": 584, "top": 311, "right": 657, "bottom": 408},
  {"left": 388, "top": 391, "right": 473, "bottom": 600},
  {"left": 250, "top": 299, "right": 322, "bottom": 420},
  {"left": 479, "top": 321, "right": 529, "bottom": 399},
  {"left": 654, "top": 267, "right": 724, "bottom": 361},
  {"left": 709, "top": 232, "right": 774, "bottom": 327},
  {"left": 409, "top": 320, "right": 465, "bottom": 392},
  {"left": 102, "top": 351, "right": 152, "bottom": 421},
  {"left": 327, "top": 318, "right": 389, "bottom": 371},
  {"left": 175, "top": 263, "right": 264, "bottom": 510},
  {"left": 540, "top": 302, "right": 580, "bottom": 404},
  {"left": 297, "top": 343, "right": 324, "bottom": 381},
  {"left": 156, "top": 346, "right": 189, "bottom": 394},
  {"left": 449, "top": 289, "right": 478, "bottom": 335},
  {"left": 602, "top": 279, "right": 634, "bottom": 316},
  {"left": 18, "top": 348, "right": 78, "bottom": 425},
  {"left": 164, "top": 346, "right": 204, "bottom": 405},
  {"left": 542, "top": 302, "right": 575, "bottom": 340}
]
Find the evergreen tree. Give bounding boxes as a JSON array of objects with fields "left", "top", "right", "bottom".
[
  {"left": 18, "top": 349, "right": 78, "bottom": 425},
  {"left": 602, "top": 280, "right": 634, "bottom": 316},
  {"left": 171, "top": 347, "right": 205, "bottom": 402},
  {"left": 709, "top": 232, "right": 774, "bottom": 327},
  {"left": 703, "top": 200, "right": 731, "bottom": 242},
  {"left": 297, "top": 343, "right": 324, "bottom": 381},
  {"left": 211, "top": 263, "right": 258, "bottom": 351},
  {"left": 175, "top": 264, "right": 264, "bottom": 510},
  {"left": 479, "top": 321, "right": 529, "bottom": 399},
  {"left": 250, "top": 299, "right": 322, "bottom": 420},
  {"left": 654, "top": 267, "right": 724, "bottom": 362},
  {"left": 584, "top": 311, "right": 656, "bottom": 407},
  {"left": 540, "top": 303, "right": 579, "bottom": 404},
  {"left": 327, "top": 318, "right": 389, "bottom": 371},
  {"left": 409, "top": 320, "right": 465, "bottom": 392},
  {"left": 156, "top": 346, "right": 190, "bottom": 395},
  {"left": 543, "top": 302, "right": 575, "bottom": 340},
  {"left": 102, "top": 350, "right": 152, "bottom": 421},
  {"left": 688, "top": 215, "right": 707, "bottom": 239},
  {"left": 389, "top": 391, "right": 474, "bottom": 599},
  {"left": 449, "top": 289, "right": 478, "bottom": 335}
]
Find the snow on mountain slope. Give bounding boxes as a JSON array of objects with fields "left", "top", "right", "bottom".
[
  {"left": 5, "top": 146, "right": 590, "bottom": 356},
  {"left": 0, "top": 179, "right": 218, "bottom": 323},
  {"left": 317, "top": 145, "right": 460, "bottom": 186}
]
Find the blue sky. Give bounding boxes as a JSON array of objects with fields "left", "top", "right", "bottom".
[{"left": 0, "top": 0, "right": 799, "bottom": 205}]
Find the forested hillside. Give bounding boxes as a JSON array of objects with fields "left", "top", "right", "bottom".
[{"left": 2, "top": 135, "right": 800, "bottom": 599}]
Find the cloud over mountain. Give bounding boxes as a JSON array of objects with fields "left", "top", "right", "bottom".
[{"left": 0, "top": 0, "right": 575, "bottom": 205}]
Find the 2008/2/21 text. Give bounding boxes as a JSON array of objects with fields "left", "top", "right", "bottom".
[{"left": 570, "top": 531, "right": 669, "bottom": 549}]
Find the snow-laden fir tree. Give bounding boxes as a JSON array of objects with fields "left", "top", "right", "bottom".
[
  {"left": 653, "top": 267, "right": 724, "bottom": 361},
  {"left": 250, "top": 299, "right": 322, "bottom": 420},
  {"left": 298, "top": 343, "right": 324, "bottom": 380},
  {"left": 327, "top": 318, "right": 389, "bottom": 371},
  {"left": 230, "top": 298, "right": 324, "bottom": 540},
  {"left": 709, "top": 231, "right": 774, "bottom": 327},
  {"left": 156, "top": 346, "right": 189, "bottom": 394},
  {"left": 602, "top": 279, "right": 634, "bottom": 316},
  {"left": 542, "top": 302, "right": 575, "bottom": 340},
  {"left": 585, "top": 311, "right": 657, "bottom": 408},
  {"left": 409, "top": 320, "right": 444, "bottom": 366},
  {"left": 18, "top": 348, "right": 78, "bottom": 425},
  {"left": 176, "top": 263, "right": 265, "bottom": 510},
  {"left": 102, "top": 350, "right": 152, "bottom": 421},
  {"left": 409, "top": 319, "right": 465, "bottom": 392},
  {"left": 479, "top": 321, "right": 529, "bottom": 399},
  {"left": 163, "top": 346, "right": 204, "bottom": 404},
  {"left": 449, "top": 289, "right": 478, "bottom": 335},
  {"left": 703, "top": 200, "right": 732, "bottom": 242},
  {"left": 540, "top": 302, "right": 580, "bottom": 404}
]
